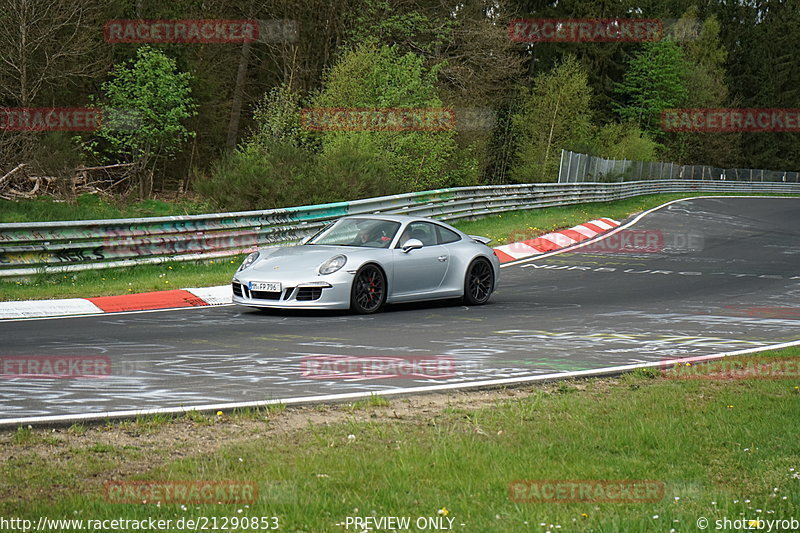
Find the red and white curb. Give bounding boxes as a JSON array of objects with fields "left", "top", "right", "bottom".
[
  {"left": 493, "top": 218, "right": 621, "bottom": 263},
  {"left": 0, "top": 286, "right": 231, "bottom": 320},
  {"left": 0, "top": 217, "right": 620, "bottom": 319}
]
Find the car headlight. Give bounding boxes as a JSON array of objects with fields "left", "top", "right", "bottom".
[
  {"left": 319, "top": 255, "right": 347, "bottom": 275},
  {"left": 237, "top": 251, "right": 260, "bottom": 272}
]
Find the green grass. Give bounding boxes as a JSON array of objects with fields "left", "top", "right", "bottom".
[
  {"left": 1, "top": 192, "right": 797, "bottom": 302},
  {"left": 350, "top": 394, "right": 392, "bottom": 410},
  {"left": 2, "top": 346, "right": 798, "bottom": 532},
  {"left": 0, "top": 194, "right": 212, "bottom": 223}
]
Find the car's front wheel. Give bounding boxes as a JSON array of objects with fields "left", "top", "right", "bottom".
[
  {"left": 350, "top": 264, "right": 387, "bottom": 314},
  {"left": 463, "top": 258, "right": 494, "bottom": 305}
]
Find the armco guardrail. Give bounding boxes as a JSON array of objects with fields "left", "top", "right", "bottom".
[{"left": 1, "top": 180, "right": 799, "bottom": 277}]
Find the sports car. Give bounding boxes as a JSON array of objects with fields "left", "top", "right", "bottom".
[{"left": 231, "top": 215, "right": 500, "bottom": 313}]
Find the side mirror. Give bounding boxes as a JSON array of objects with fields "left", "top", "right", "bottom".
[
  {"left": 401, "top": 238, "right": 423, "bottom": 253},
  {"left": 299, "top": 234, "right": 313, "bottom": 245}
]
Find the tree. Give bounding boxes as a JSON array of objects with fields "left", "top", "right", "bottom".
[
  {"left": 0, "top": 0, "right": 107, "bottom": 173},
  {"left": 247, "top": 85, "right": 308, "bottom": 149},
  {"left": 592, "top": 121, "right": 659, "bottom": 162},
  {"left": 436, "top": 1, "right": 524, "bottom": 184},
  {"left": 615, "top": 39, "right": 688, "bottom": 139},
  {"left": 665, "top": 9, "right": 739, "bottom": 166},
  {"left": 511, "top": 55, "right": 593, "bottom": 182},
  {"left": 344, "top": 0, "right": 453, "bottom": 54},
  {"left": 311, "top": 43, "right": 477, "bottom": 191},
  {"left": 713, "top": 0, "right": 800, "bottom": 170},
  {"left": 197, "top": 82, "right": 399, "bottom": 210},
  {"left": 83, "top": 46, "right": 197, "bottom": 197},
  {"left": 0, "top": 0, "right": 105, "bottom": 108}
]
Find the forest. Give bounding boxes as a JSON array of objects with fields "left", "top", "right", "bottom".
[{"left": 0, "top": 0, "right": 798, "bottom": 210}]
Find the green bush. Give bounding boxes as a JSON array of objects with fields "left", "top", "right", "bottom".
[
  {"left": 310, "top": 135, "right": 400, "bottom": 202},
  {"left": 198, "top": 44, "right": 486, "bottom": 211},
  {"left": 591, "top": 122, "right": 661, "bottom": 162},
  {"left": 196, "top": 142, "right": 312, "bottom": 211},
  {"left": 311, "top": 44, "right": 479, "bottom": 191},
  {"left": 197, "top": 137, "right": 403, "bottom": 211}
]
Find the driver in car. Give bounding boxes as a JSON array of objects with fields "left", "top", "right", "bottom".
[{"left": 355, "top": 225, "right": 391, "bottom": 247}]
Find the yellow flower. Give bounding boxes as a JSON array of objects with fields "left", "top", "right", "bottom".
[
  {"left": 216, "top": 411, "right": 224, "bottom": 416},
  {"left": 581, "top": 513, "right": 589, "bottom": 519},
  {"left": 727, "top": 405, "right": 734, "bottom": 408},
  {"left": 437, "top": 508, "right": 449, "bottom": 517}
]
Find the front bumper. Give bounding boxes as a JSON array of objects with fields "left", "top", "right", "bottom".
[{"left": 231, "top": 276, "right": 353, "bottom": 309}]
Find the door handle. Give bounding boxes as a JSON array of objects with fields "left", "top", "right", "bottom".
[{"left": 437, "top": 255, "right": 448, "bottom": 262}]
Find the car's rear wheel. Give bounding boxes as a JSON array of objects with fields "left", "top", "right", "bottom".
[
  {"left": 463, "top": 258, "right": 494, "bottom": 305},
  {"left": 351, "top": 264, "right": 387, "bottom": 314}
]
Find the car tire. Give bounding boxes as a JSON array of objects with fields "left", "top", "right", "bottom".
[
  {"left": 463, "top": 258, "right": 494, "bottom": 305},
  {"left": 350, "top": 264, "right": 387, "bottom": 314}
]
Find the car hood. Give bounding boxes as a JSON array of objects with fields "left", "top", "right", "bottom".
[{"left": 245, "top": 245, "right": 378, "bottom": 275}]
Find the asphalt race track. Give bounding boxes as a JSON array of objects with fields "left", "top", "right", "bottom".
[{"left": 2, "top": 197, "right": 799, "bottom": 425}]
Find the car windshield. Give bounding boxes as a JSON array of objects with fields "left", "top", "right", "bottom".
[{"left": 309, "top": 218, "right": 401, "bottom": 248}]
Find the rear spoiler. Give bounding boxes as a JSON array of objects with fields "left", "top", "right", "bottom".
[{"left": 470, "top": 235, "right": 492, "bottom": 245}]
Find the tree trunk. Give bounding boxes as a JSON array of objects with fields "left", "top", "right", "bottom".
[{"left": 226, "top": 40, "right": 251, "bottom": 150}]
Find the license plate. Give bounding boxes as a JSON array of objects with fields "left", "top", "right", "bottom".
[{"left": 249, "top": 281, "right": 281, "bottom": 292}]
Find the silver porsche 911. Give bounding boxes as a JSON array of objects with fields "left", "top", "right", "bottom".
[{"left": 232, "top": 215, "right": 500, "bottom": 313}]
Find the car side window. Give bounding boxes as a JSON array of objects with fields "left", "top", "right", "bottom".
[
  {"left": 435, "top": 225, "right": 461, "bottom": 244},
  {"left": 402, "top": 222, "right": 437, "bottom": 246}
]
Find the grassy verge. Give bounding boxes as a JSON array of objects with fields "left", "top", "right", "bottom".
[
  {"left": 1, "top": 192, "right": 796, "bottom": 301},
  {"left": 1, "top": 347, "right": 798, "bottom": 532},
  {"left": 0, "top": 194, "right": 212, "bottom": 223}
]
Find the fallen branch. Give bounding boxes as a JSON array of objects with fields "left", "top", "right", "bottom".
[
  {"left": 0, "top": 163, "right": 27, "bottom": 188},
  {"left": 81, "top": 173, "right": 133, "bottom": 188},
  {"left": 76, "top": 162, "right": 136, "bottom": 171}
]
